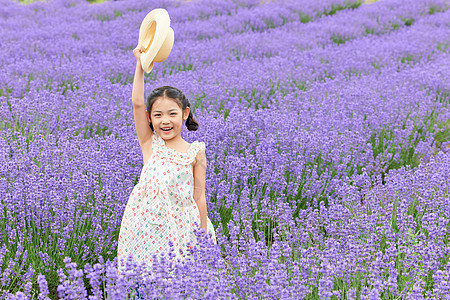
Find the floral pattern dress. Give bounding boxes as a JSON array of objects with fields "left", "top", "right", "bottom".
[{"left": 117, "top": 132, "right": 217, "bottom": 272}]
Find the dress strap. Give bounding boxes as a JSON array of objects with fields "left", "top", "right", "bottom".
[{"left": 152, "top": 132, "right": 163, "bottom": 149}]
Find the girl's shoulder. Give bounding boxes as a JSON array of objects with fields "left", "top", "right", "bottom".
[{"left": 191, "top": 141, "right": 206, "bottom": 167}]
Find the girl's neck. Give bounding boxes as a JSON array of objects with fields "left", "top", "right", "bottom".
[{"left": 160, "top": 133, "right": 186, "bottom": 148}]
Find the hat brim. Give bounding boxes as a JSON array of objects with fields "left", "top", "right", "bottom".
[{"left": 138, "top": 8, "right": 172, "bottom": 73}]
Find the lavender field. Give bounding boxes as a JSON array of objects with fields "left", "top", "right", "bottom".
[{"left": 1, "top": 0, "right": 449, "bottom": 298}]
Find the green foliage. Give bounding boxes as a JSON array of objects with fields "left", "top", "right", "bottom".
[
  {"left": 369, "top": 109, "right": 448, "bottom": 184},
  {"left": 109, "top": 73, "right": 134, "bottom": 85},
  {"left": 231, "top": 48, "right": 246, "bottom": 62},
  {"left": 73, "top": 124, "right": 112, "bottom": 139},
  {"left": 0, "top": 112, "right": 55, "bottom": 153},
  {"left": 218, "top": 205, "right": 233, "bottom": 237},
  {"left": 298, "top": 12, "right": 312, "bottom": 23},
  {"left": 95, "top": 10, "right": 122, "bottom": 22},
  {"left": 428, "top": 4, "right": 443, "bottom": 15},
  {"left": 114, "top": 10, "right": 122, "bottom": 18},
  {"left": 263, "top": 19, "right": 276, "bottom": 29},
  {"left": 401, "top": 17, "right": 415, "bottom": 26},
  {"left": 0, "top": 86, "right": 13, "bottom": 99},
  {"left": 292, "top": 80, "right": 307, "bottom": 92},
  {"left": 14, "top": 0, "right": 45, "bottom": 3},
  {"left": 0, "top": 185, "right": 119, "bottom": 296},
  {"left": 321, "top": 0, "right": 362, "bottom": 17},
  {"left": 330, "top": 34, "right": 349, "bottom": 45},
  {"left": 371, "top": 61, "right": 381, "bottom": 70},
  {"left": 164, "top": 63, "right": 194, "bottom": 76},
  {"left": 399, "top": 54, "right": 415, "bottom": 64},
  {"left": 365, "top": 27, "right": 375, "bottom": 35},
  {"left": 58, "top": 76, "right": 79, "bottom": 95},
  {"left": 436, "top": 42, "right": 449, "bottom": 53}
]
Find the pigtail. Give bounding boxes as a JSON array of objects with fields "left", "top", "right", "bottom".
[{"left": 185, "top": 104, "right": 199, "bottom": 131}]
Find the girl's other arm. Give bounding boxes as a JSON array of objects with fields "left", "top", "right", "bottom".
[
  {"left": 193, "top": 150, "right": 208, "bottom": 233},
  {"left": 132, "top": 45, "right": 153, "bottom": 161}
]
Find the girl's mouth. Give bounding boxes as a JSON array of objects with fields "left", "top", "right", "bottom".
[{"left": 161, "top": 127, "right": 173, "bottom": 133}]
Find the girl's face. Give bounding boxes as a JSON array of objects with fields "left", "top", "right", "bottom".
[{"left": 148, "top": 96, "right": 190, "bottom": 140}]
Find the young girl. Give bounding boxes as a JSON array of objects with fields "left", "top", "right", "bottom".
[{"left": 117, "top": 44, "right": 217, "bottom": 275}]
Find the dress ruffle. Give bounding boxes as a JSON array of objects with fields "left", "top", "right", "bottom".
[{"left": 153, "top": 132, "right": 205, "bottom": 165}]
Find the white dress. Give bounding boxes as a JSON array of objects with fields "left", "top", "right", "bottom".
[{"left": 117, "top": 132, "right": 217, "bottom": 271}]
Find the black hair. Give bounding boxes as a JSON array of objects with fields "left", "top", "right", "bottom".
[{"left": 145, "top": 86, "right": 199, "bottom": 131}]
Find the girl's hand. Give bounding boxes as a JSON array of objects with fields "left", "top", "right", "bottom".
[{"left": 133, "top": 44, "right": 146, "bottom": 63}]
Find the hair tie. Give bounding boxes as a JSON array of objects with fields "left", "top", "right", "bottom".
[{"left": 185, "top": 110, "right": 198, "bottom": 131}]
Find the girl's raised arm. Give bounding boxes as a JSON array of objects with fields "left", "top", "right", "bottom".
[{"left": 132, "top": 45, "right": 153, "bottom": 162}]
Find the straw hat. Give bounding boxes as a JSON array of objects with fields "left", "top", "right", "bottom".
[{"left": 138, "top": 8, "right": 174, "bottom": 73}]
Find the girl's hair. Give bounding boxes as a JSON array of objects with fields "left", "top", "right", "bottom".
[{"left": 146, "top": 86, "right": 199, "bottom": 131}]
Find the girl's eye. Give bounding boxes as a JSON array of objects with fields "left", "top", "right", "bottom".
[{"left": 171, "top": 113, "right": 177, "bottom": 115}]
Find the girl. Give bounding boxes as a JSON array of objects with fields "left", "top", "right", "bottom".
[{"left": 117, "top": 44, "right": 217, "bottom": 276}]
